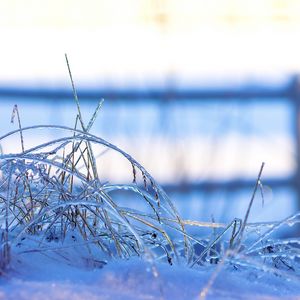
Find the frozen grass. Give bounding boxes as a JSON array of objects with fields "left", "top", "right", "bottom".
[{"left": 0, "top": 56, "right": 300, "bottom": 298}]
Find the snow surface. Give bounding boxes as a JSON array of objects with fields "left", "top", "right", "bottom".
[{"left": 1, "top": 252, "right": 300, "bottom": 300}]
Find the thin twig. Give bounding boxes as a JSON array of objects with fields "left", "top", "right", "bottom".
[{"left": 235, "top": 162, "right": 265, "bottom": 248}]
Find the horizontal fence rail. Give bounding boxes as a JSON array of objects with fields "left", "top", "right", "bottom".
[{"left": 0, "top": 86, "right": 294, "bottom": 101}]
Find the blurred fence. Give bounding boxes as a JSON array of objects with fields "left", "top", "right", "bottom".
[{"left": 0, "top": 76, "right": 300, "bottom": 206}]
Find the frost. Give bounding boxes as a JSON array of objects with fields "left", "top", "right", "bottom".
[{"left": 0, "top": 58, "right": 299, "bottom": 299}]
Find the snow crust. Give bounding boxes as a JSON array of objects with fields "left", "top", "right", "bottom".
[{"left": 0, "top": 253, "right": 299, "bottom": 300}]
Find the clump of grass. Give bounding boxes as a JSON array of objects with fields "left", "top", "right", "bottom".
[
  {"left": 0, "top": 56, "right": 299, "bottom": 287},
  {"left": 0, "top": 55, "right": 191, "bottom": 269},
  {"left": 0, "top": 124, "right": 189, "bottom": 262}
]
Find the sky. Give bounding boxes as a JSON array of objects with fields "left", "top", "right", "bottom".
[{"left": 1, "top": 0, "right": 300, "bottom": 88}]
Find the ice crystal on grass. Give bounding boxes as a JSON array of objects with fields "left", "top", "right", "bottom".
[
  {"left": 1, "top": 123, "right": 299, "bottom": 283},
  {"left": 0, "top": 56, "right": 300, "bottom": 297},
  {"left": 0, "top": 124, "right": 191, "bottom": 267}
]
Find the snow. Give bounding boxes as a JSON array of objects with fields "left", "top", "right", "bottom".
[{"left": 0, "top": 251, "right": 299, "bottom": 300}]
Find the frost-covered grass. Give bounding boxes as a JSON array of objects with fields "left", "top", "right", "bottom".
[{"left": 0, "top": 56, "right": 300, "bottom": 299}]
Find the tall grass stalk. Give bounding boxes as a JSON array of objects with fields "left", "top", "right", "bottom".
[{"left": 0, "top": 58, "right": 299, "bottom": 285}]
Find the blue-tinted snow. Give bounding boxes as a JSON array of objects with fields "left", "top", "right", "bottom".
[{"left": 1, "top": 254, "right": 299, "bottom": 300}]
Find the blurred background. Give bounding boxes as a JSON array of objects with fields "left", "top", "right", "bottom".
[{"left": 0, "top": 0, "right": 300, "bottom": 225}]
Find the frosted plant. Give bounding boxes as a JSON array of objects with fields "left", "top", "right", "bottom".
[
  {"left": 0, "top": 55, "right": 191, "bottom": 268},
  {"left": 0, "top": 56, "right": 299, "bottom": 287}
]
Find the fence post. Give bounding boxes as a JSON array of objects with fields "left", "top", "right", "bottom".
[{"left": 292, "top": 75, "right": 300, "bottom": 212}]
